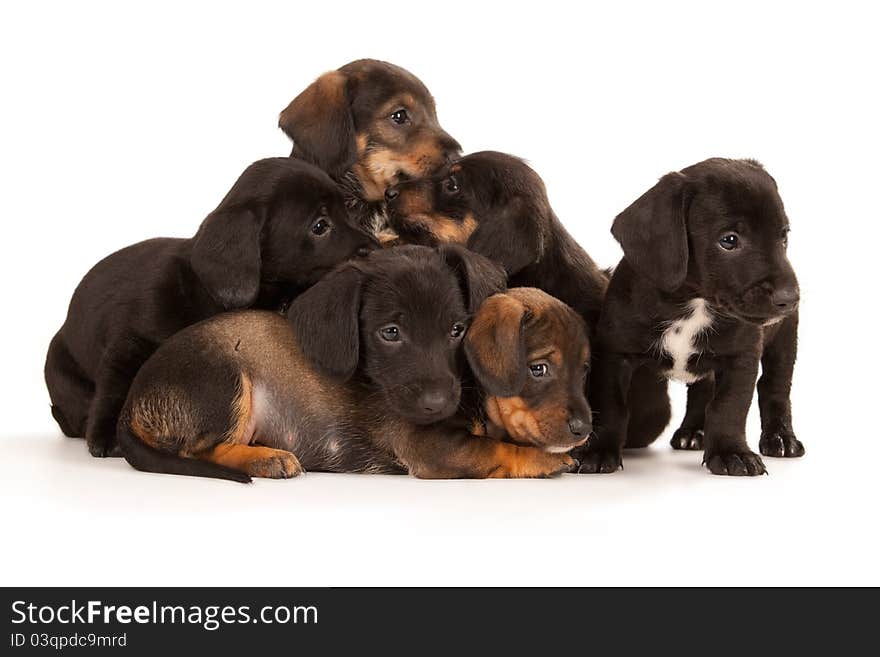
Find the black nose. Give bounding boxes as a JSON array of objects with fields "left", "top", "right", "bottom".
[
  {"left": 384, "top": 186, "right": 399, "bottom": 202},
  {"left": 419, "top": 390, "right": 450, "bottom": 415},
  {"left": 771, "top": 286, "right": 800, "bottom": 311},
  {"left": 568, "top": 417, "right": 591, "bottom": 438}
]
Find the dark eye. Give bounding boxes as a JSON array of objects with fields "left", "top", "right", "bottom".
[
  {"left": 380, "top": 326, "right": 401, "bottom": 342},
  {"left": 450, "top": 322, "right": 466, "bottom": 339},
  {"left": 718, "top": 233, "right": 739, "bottom": 250},
  {"left": 390, "top": 109, "right": 409, "bottom": 125},
  {"left": 311, "top": 218, "right": 330, "bottom": 236},
  {"left": 529, "top": 363, "right": 549, "bottom": 378},
  {"left": 443, "top": 176, "right": 460, "bottom": 195}
]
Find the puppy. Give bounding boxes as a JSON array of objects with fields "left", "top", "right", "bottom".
[
  {"left": 279, "top": 59, "right": 461, "bottom": 236},
  {"left": 466, "top": 288, "right": 593, "bottom": 455},
  {"left": 384, "top": 150, "right": 671, "bottom": 449},
  {"left": 581, "top": 158, "right": 802, "bottom": 476},
  {"left": 45, "top": 158, "right": 375, "bottom": 457},
  {"left": 117, "top": 246, "right": 578, "bottom": 481}
]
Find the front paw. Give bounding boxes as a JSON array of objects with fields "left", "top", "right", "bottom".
[
  {"left": 670, "top": 427, "right": 704, "bottom": 450},
  {"left": 759, "top": 431, "right": 805, "bottom": 458},
  {"left": 246, "top": 452, "right": 304, "bottom": 479},
  {"left": 704, "top": 449, "right": 767, "bottom": 476},
  {"left": 576, "top": 448, "right": 622, "bottom": 474},
  {"left": 88, "top": 437, "right": 119, "bottom": 458}
]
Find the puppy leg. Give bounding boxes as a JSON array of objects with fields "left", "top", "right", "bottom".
[
  {"left": 625, "top": 367, "right": 671, "bottom": 448},
  {"left": 45, "top": 333, "right": 93, "bottom": 438},
  {"left": 394, "top": 429, "right": 573, "bottom": 479},
  {"left": 86, "top": 337, "right": 156, "bottom": 457},
  {"left": 198, "top": 444, "right": 302, "bottom": 479},
  {"left": 702, "top": 356, "right": 766, "bottom": 476},
  {"left": 757, "top": 313, "right": 804, "bottom": 458},
  {"left": 578, "top": 353, "right": 633, "bottom": 474},
  {"left": 670, "top": 376, "right": 715, "bottom": 451}
]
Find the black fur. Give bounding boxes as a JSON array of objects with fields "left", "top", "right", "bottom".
[
  {"left": 46, "top": 158, "right": 376, "bottom": 457},
  {"left": 580, "top": 158, "right": 801, "bottom": 476}
]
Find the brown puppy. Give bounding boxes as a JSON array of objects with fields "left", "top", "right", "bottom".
[
  {"left": 279, "top": 59, "right": 460, "bottom": 236},
  {"left": 466, "top": 288, "right": 592, "bottom": 454},
  {"left": 45, "top": 158, "right": 375, "bottom": 457},
  {"left": 582, "top": 158, "right": 801, "bottom": 476},
  {"left": 117, "top": 247, "right": 578, "bottom": 482},
  {"left": 384, "top": 151, "right": 671, "bottom": 451}
]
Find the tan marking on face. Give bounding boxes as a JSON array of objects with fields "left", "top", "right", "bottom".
[
  {"left": 485, "top": 396, "right": 542, "bottom": 443},
  {"left": 353, "top": 133, "right": 450, "bottom": 201}
]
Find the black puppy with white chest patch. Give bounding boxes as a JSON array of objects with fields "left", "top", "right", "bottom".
[{"left": 581, "top": 158, "right": 802, "bottom": 476}]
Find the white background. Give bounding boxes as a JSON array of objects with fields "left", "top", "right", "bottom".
[{"left": 1, "top": 1, "right": 878, "bottom": 586}]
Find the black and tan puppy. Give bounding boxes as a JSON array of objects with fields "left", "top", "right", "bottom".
[
  {"left": 581, "top": 158, "right": 802, "bottom": 476},
  {"left": 384, "top": 150, "right": 671, "bottom": 449},
  {"left": 46, "top": 158, "right": 375, "bottom": 457},
  {"left": 117, "top": 247, "right": 585, "bottom": 482},
  {"left": 279, "top": 59, "right": 460, "bottom": 236},
  {"left": 466, "top": 288, "right": 592, "bottom": 455}
]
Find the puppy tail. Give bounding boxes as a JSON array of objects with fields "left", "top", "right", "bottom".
[{"left": 117, "top": 421, "right": 252, "bottom": 484}]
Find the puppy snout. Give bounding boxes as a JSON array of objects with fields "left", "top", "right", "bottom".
[
  {"left": 568, "top": 416, "right": 591, "bottom": 438},
  {"left": 771, "top": 286, "right": 800, "bottom": 312},
  {"left": 384, "top": 186, "right": 400, "bottom": 203},
  {"left": 418, "top": 389, "right": 451, "bottom": 415}
]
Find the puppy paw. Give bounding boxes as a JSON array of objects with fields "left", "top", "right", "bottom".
[
  {"left": 576, "top": 449, "right": 622, "bottom": 474},
  {"left": 759, "top": 432, "right": 805, "bottom": 458},
  {"left": 670, "top": 427, "right": 704, "bottom": 450},
  {"left": 704, "top": 449, "right": 767, "bottom": 476},
  {"left": 88, "top": 439, "right": 118, "bottom": 458},
  {"left": 245, "top": 452, "right": 304, "bottom": 479}
]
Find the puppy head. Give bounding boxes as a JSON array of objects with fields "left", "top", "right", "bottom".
[
  {"left": 279, "top": 59, "right": 461, "bottom": 202},
  {"left": 190, "top": 158, "right": 377, "bottom": 310},
  {"left": 287, "top": 245, "right": 505, "bottom": 424},
  {"left": 384, "top": 151, "right": 551, "bottom": 276},
  {"left": 612, "top": 158, "right": 799, "bottom": 324},
  {"left": 465, "top": 288, "right": 592, "bottom": 453}
]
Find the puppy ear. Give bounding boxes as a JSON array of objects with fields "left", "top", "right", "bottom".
[
  {"left": 279, "top": 71, "right": 357, "bottom": 180},
  {"left": 466, "top": 196, "right": 545, "bottom": 276},
  {"left": 439, "top": 245, "right": 507, "bottom": 314},
  {"left": 611, "top": 172, "right": 689, "bottom": 292},
  {"left": 286, "top": 265, "right": 364, "bottom": 381},
  {"left": 464, "top": 293, "right": 528, "bottom": 397},
  {"left": 191, "top": 206, "right": 264, "bottom": 309}
]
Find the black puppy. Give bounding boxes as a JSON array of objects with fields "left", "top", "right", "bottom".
[
  {"left": 45, "top": 158, "right": 375, "bottom": 457},
  {"left": 384, "top": 151, "right": 671, "bottom": 448},
  {"left": 581, "top": 158, "right": 802, "bottom": 476},
  {"left": 279, "top": 59, "right": 461, "bottom": 236},
  {"left": 117, "top": 246, "right": 577, "bottom": 481}
]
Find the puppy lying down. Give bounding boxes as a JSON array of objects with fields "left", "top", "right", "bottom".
[{"left": 118, "top": 246, "right": 592, "bottom": 481}]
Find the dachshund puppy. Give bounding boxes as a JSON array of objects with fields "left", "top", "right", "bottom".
[
  {"left": 465, "top": 288, "right": 593, "bottom": 455},
  {"left": 45, "top": 158, "right": 376, "bottom": 457},
  {"left": 117, "top": 246, "right": 577, "bottom": 481},
  {"left": 279, "top": 59, "right": 460, "bottom": 237},
  {"left": 581, "top": 158, "right": 801, "bottom": 476},
  {"left": 384, "top": 150, "right": 671, "bottom": 450}
]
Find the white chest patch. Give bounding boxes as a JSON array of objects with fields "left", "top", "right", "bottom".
[{"left": 660, "top": 298, "right": 713, "bottom": 383}]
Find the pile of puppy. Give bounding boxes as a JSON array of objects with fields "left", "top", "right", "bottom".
[{"left": 45, "top": 60, "right": 803, "bottom": 482}]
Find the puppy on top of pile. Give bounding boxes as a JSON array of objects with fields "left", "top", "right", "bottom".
[{"left": 45, "top": 59, "right": 803, "bottom": 481}]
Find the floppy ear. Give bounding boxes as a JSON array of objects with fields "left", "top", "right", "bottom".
[
  {"left": 190, "top": 206, "right": 264, "bottom": 310},
  {"left": 464, "top": 293, "right": 528, "bottom": 397},
  {"left": 611, "top": 172, "right": 689, "bottom": 292},
  {"left": 278, "top": 71, "right": 357, "bottom": 180},
  {"left": 440, "top": 245, "right": 508, "bottom": 314},
  {"left": 286, "top": 266, "right": 364, "bottom": 381},
  {"left": 466, "top": 196, "right": 545, "bottom": 276}
]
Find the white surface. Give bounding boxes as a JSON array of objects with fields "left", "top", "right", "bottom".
[{"left": 1, "top": 1, "right": 878, "bottom": 586}]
